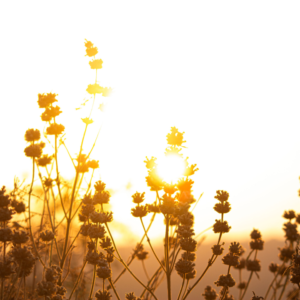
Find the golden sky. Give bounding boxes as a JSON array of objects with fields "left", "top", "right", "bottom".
[{"left": 1, "top": 1, "right": 300, "bottom": 243}]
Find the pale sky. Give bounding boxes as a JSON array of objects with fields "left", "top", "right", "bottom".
[{"left": 1, "top": 1, "right": 300, "bottom": 243}]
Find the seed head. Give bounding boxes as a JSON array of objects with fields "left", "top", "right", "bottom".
[
  {"left": 36, "top": 281, "right": 57, "bottom": 297},
  {"left": 132, "top": 192, "right": 145, "bottom": 204},
  {"left": 37, "top": 93, "right": 58, "bottom": 108},
  {"left": 250, "top": 229, "right": 261, "bottom": 240},
  {"left": 251, "top": 292, "right": 264, "bottom": 300},
  {"left": 214, "top": 190, "right": 229, "bottom": 202},
  {"left": 12, "top": 230, "right": 29, "bottom": 244},
  {"left": 166, "top": 127, "right": 186, "bottom": 147},
  {"left": 11, "top": 200, "right": 26, "bottom": 213},
  {"left": 246, "top": 259, "right": 261, "bottom": 272},
  {"left": 86, "top": 250, "right": 101, "bottom": 265},
  {"left": 237, "top": 281, "right": 246, "bottom": 289},
  {"left": 80, "top": 224, "right": 91, "bottom": 236},
  {"left": 283, "top": 210, "right": 296, "bottom": 220},
  {"left": 213, "top": 220, "right": 231, "bottom": 234},
  {"left": 93, "top": 191, "right": 110, "bottom": 205},
  {"left": 100, "top": 236, "right": 112, "bottom": 249},
  {"left": 147, "top": 203, "right": 160, "bottom": 213},
  {"left": 45, "top": 265, "right": 62, "bottom": 283},
  {"left": 90, "top": 211, "right": 113, "bottom": 224},
  {"left": 25, "top": 129, "right": 40, "bottom": 142},
  {"left": 136, "top": 250, "right": 149, "bottom": 260},
  {"left": 144, "top": 156, "right": 157, "bottom": 170},
  {"left": 180, "top": 237, "right": 197, "bottom": 252},
  {"left": 40, "top": 230, "right": 55, "bottom": 243},
  {"left": 211, "top": 244, "right": 224, "bottom": 256},
  {"left": 41, "top": 106, "right": 62, "bottom": 121},
  {"left": 0, "top": 228, "right": 12, "bottom": 242},
  {"left": 278, "top": 246, "right": 294, "bottom": 262},
  {"left": 0, "top": 207, "right": 14, "bottom": 222},
  {"left": 283, "top": 222, "right": 299, "bottom": 242},
  {"left": 46, "top": 123, "right": 65, "bottom": 135},
  {"left": 214, "top": 273, "right": 235, "bottom": 287},
  {"left": 234, "top": 258, "right": 246, "bottom": 270},
  {"left": 88, "top": 224, "right": 106, "bottom": 239},
  {"left": 229, "top": 242, "right": 244, "bottom": 255},
  {"left": 176, "top": 225, "right": 195, "bottom": 238},
  {"left": 222, "top": 252, "right": 239, "bottom": 267},
  {"left": 269, "top": 262, "right": 279, "bottom": 273},
  {"left": 24, "top": 144, "right": 43, "bottom": 158},
  {"left": 87, "top": 160, "right": 99, "bottom": 169},
  {"left": 202, "top": 285, "right": 218, "bottom": 300},
  {"left": 89, "top": 59, "right": 103, "bottom": 70},
  {"left": 0, "top": 186, "right": 11, "bottom": 207},
  {"left": 94, "top": 180, "right": 106, "bottom": 192},
  {"left": 131, "top": 205, "right": 148, "bottom": 218},
  {"left": 96, "top": 265, "right": 112, "bottom": 279},
  {"left": 250, "top": 239, "right": 264, "bottom": 250},
  {"left": 177, "top": 178, "right": 194, "bottom": 193},
  {"left": 181, "top": 251, "right": 196, "bottom": 262},
  {"left": 163, "top": 183, "right": 177, "bottom": 194},
  {"left": 178, "top": 269, "right": 197, "bottom": 280},
  {"left": 175, "top": 258, "right": 195, "bottom": 274},
  {"left": 213, "top": 202, "right": 231, "bottom": 214},
  {"left": 178, "top": 212, "right": 194, "bottom": 227},
  {"left": 125, "top": 292, "right": 137, "bottom": 300},
  {"left": 0, "top": 261, "right": 14, "bottom": 278}
]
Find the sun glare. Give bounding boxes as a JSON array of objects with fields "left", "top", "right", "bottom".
[{"left": 157, "top": 154, "right": 186, "bottom": 183}]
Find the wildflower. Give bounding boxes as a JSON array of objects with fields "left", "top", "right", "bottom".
[
  {"left": 36, "top": 281, "right": 57, "bottom": 297},
  {"left": 86, "top": 83, "right": 103, "bottom": 94},
  {"left": 37, "top": 154, "right": 53, "bottom": 167},
  {"left": 202, "top": 285, "right": 218, "bottom": 300},
  {"left": 40, "top": 230, "right": 55, "bottom": 242},
  {"left": 176, "top": 225, "right": 195, "bottom": 238},
  {"left": 214, "top": 274, "right": 235, "bottom": 287},
  {"left": 176, "top": 191, "right": 196, "bottom": 204},
  {"left": 95, "top": 180, "right": 106, "bottom": 192},
  {"left": 220, "top": 287, "right": 234, "bottom": 300},
  {"left": 86, "top": 46, "right": 98, "bottom": 57},
  {"left": 178, "top": 269, "right": 197, "bottom": 279},
  {"left": 211, "top": 244, "right": 224, "bottom": 256},
  {"left": 41, "top": 106, "right": 62, "bottom": 121},
  {"left": 86, "top": 250, "right": 101, "bottom": 265},
  {"left": 269, "top": 262, "right": 279, "bottom": 273},
  {"left": 80, "top": 224, "right": 91, "bottom": 236},
  {"left": 125, "top": 292, "right": 137, "bottom": 300},
  {"left": 178, "top": 212, "right": 194, "bottom": 227},
  {"left": 56, "top": 286, "right": 67, "bottom": 295},
  {"left": 0, "top": 186, "right": 11, "bottom": 207},
  {"left": 87, "top": 160, "right": 99, "bottom": 169},
  {"left": 250, "top": 239, "right": 264, "bottom": 250},
  {"left": 166, "top": 127, "right": 186, "bottom": 147},
  {"left": 88, "top": 224, "right": 106, "bottom": 239},
  {"left": 251, "top": 292, "right": 264, "bottom": 300},
  {"left": 12, "top": 230, "right": 29, "bottom": 244},
  {"left": 237, "top": 281, "right": 246, "bottom": 289},
  {"left": 0, "top": 207, "right": 15, "bottom": 222},
  {"left": 278, "top": 246, "right": 294, "bottom": 262},
  {"left": 0, "top": 261, "right": 14, "bottom": 279},
  {"left": 181, "top": 251, "right": 196, "bottom": 262},
  {"left": 136, "top": 250, "right": 149, "bottom": 260},
  {"left": 89, "top": 59, "right": 103, "bottom": 69},
  {"left": 177, "top": 178, "right": 194, "bottom": 193},
  {"left": 180, "top": 237, "right": 197, "bottom": 252},
  {"left": 25, "top": 129, "right": 40, "bottom": 142},
  {"left": 131, "top": 205, "right": 148, "bottom": 218},
  {"left": 175, "top": 258, "right": 195, "bottom": 274},
  {"left": 37, "top": 93, "right": 58, "bottom": 108},
  {"left": 184, "top": 163, "right": 199, "bottom": 177},
  {"left": 46, "top": 123, "right": 65, "bottom": 135},
  {"left": 283, "top": 222, "right": 299, "bottom": 242},
  {"left": 144, "top": 156, "right": 157, "bottom": 170},
  {"left": 93, "top": 191, "right": 110, "bottom": 205},
  {"left": 169, "top": 216, "right": 179, "bottom": 226},
  {"left": 283, "top": 210, "right": 296, "bottom": 220},
  {"left": 11, "top": 200, "right": 25, "bottom": 213},
  {"left": 132, "top": 192, "right": 145, "bottom": 204},
  {"left": 80, "top": 203, "right": 95, "bottom": 217},
  {"left": 246, "top": 259, "right": 261, "bottom": 272},
  {"left": 222, "top": 252, "right": 239, "bottom": 267},
  {"left": 250, "top": 229, "right": 262, "bottom": 240},
  {"left": 24, "top": 144, "right": 43, "bottom": 158},
  {"left": 164, "top": 183, "right": 177, "bottom": 194},
  {"left": 214, "top": 190, "right": 229, "bottom": 202},
  {"left": 213, "top": 220, "right": 231, "bottom": 234},
  {"left": 0, "top": 228, "right": 12, "bottom": 242},
  {"left": 234, "top": 258, "right": 246, "bottom": 270},
  {"left": 44, "top": 178, "right": 54, "bottom": 188},
  {"left": 90, "top": 211, "right": 113, "bottom": 224},
  {"left": 146, "top": 168, "right": 164, "bottom": 191},
  {"left": 95, "top": 290, "right": 112, "bottom": 300},
  {"left": 229, "top": 242, "right": 243, "bottom": 255},
  {"left": 100, "top": 236, "right": 112, "bottom": 249},
  {"left": 290, "top": 248, "right": 300, "bottom": 285},
  {"left": 77, "top": 163, "right": 89, "bottom": 173},
  {"left": 147, "top": 203, "right": 160, "bottom": 213},
  {"left": 96, "top": 265, "right": 112, "bottom": 279},
  {"left": 213, "top": 202, "right": 231, "bottom": 214},
  {"left": 45, "top": 265, "right": 62, "bottom": 283}
]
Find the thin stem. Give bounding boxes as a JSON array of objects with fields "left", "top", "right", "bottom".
[
  {"left": 105, "top": 223, "right": 158, "bottom": 300},
  {"left": 165, "top": 214, "right": 171, "bottom": 300},
  {"left": 264, "top": 269, "right": 282, "bottom": 300},
  {"left": 68, "top": 260, "right": 87, "bottom": 300},
  {"left": 140, "top": 217, "right": 166, "bottom": 272},
  {"left": 140, "top": 266, "right": 163, "bottom": 298},
  {"left": 182, "top": 279, "right": 190, "bottom": 300},
  {"left": 24, "top": 276, "right": 26, "bottom": 300},
  {"left": 277, "top": 270, "right": 290, "bottom": 300},
  {"left": 28, "top": 158, "right": 46, "bottom": 267},
  {"left": 108, "top": 278, "right": 121, "bottom": 300},
  {"left": 177, "top": 275, "right": 185, "bottom": 300},
  {"left": 88, "top": 265, "right": 97, "bottom": 300},
  {"left": 142, "top": 260, "right": 150, "bottom": 281}
]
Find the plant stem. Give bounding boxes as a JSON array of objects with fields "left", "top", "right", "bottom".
[
  {"left": 108, "top": 278, "right": 121, "bottom": 300},
  {"left": 165, "top": 214, "right": 171, "bottom": 300},
  {"left": 177, "top": 275, "right": 185, "bottom": 300},
  {"left": 68, "top": 260, "right": 87, "bottom": 300}
]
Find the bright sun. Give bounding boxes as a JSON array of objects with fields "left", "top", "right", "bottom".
[{"left": 157, "top": 154, "right": 186, "bottom": 184}]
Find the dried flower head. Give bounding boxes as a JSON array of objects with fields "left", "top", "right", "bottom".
[
  {"left": 12, "top": 230, "right": 29, "bottom": 244},
  {"left": 24, "top": 144, "right": 43, "bottom": 158},
  {"left": 0, "top": 186, "right": 11, "bottom": 207},
  {"left": 40, "top": 230, "right": 55, "bottom": 243},
  {"left": 283, "top": 210, "right": 296, "bottom": 220},
  {"left": 180, "top": 237, "right": 197, "bottom": 252},
  {"left": 213, "top": 220, "right": 231, "bottom": 234},
  {"left": 90, "top": 211, "right": 113, "bottom": 224},
  {"left": 25, "top": 129, "right": 40, "bottom": 142},
  {"left": 96, "top": 265, "right": 112, "bottom": 279},
  {"left": 176, "top": 225, "right": 195, "bottom": 238},
  {"left": 237, "top": 281, "right": 247, "bottom": 289},
  {"left": 11, "top": 200, "right": 26, "bottom": 213},
  {"left": 46, "top": 123, "right": 65, "bottom": 135},
  {"left": 0, "top": 261, "right": 14, "bottom": 278},
  {"left": 144, "top": 156, "right": 157, "bottom": 170},
  {"left": 222, "top": 252, "right": 239, "bottom": 267},
  {"left": 250, "top": 229, "right": 262, "bottom": 240},
  {"left": 211, "top": 244, "right": 224, "bottom": 256},
  {"left": 283, "top": 222, "right": 299, "bottom": 242},
  {"left": 269, "top": 262, "right": 279, "bottom": 273},
  {"left": 131, "top": 205, "right": 148, "bottom": 218},
  {"left": 88, "top": 224, "right": 106, "bottom": 239},
  {"left": 37, "top": 154, "right": 53, "bottom": 167},
  {"left": 250, "top": 239, "right": 264, "bottom": 250},
  {"left": 181, "top": 251, "right": 196, "bottom": 262},
  {"left": 214, "top": 273, "right": 235, "bottom": 287},
  {"left": 125, "top": 292, "right": 137, "bottom": 300},
  {"left": 0, "top": 207, "right": 15, "bottom": 222},
  {"left": 95, "top": 180, "right": 106, "bottom": 192},
  {"left": 214, "top": 190, "right": 229, "bottom": 202},
  {"left": 214, "top": 202, "right": 231, "bottom": 214},
  {"left": 0, "top": 228, "right": 13, "bottom": 242},
  {"left": 234, "top": 258, "right": 246, "bottom": 270},
  {"left": 166, "top": 127, "right": 186, "bottom": 147},
  {"left": 175, "top": 258, "right": 195, "bottom": 274},
  {"left": 132, "top": 192, "right": 145, "bottom": 204},
  {"left": 278, "top": 246, "right": 294, "bottom": 262},
  {"left": 229, "top": 242, "right": 243, "bottom": 255},
  {"left": 93, "top": 191, "right": 110, "bottom": 205},
  {"left": 202, "top": 285, "right": 218, "bottom": 300},
  {"left": 100, "top": 236, "right": 112, "bottom": 249},
  {"left": 246, "top": 259, "right": 261, "bottom": 272},
  {"left": 37, "top": 93, "right": 58, "bottom": 108},
  {"left": 45, "top": 265, "right": 62, "bottom": 283},
  {"left": 89, "top": 59, "right": 103, "bottom": 69},
  {"left": 36, "top": 281, "right": 57, "bottom": 297}
]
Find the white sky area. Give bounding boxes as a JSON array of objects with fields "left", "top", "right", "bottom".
[{"left": 1, "top": 1, "right": 300, "bottom": 243}]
